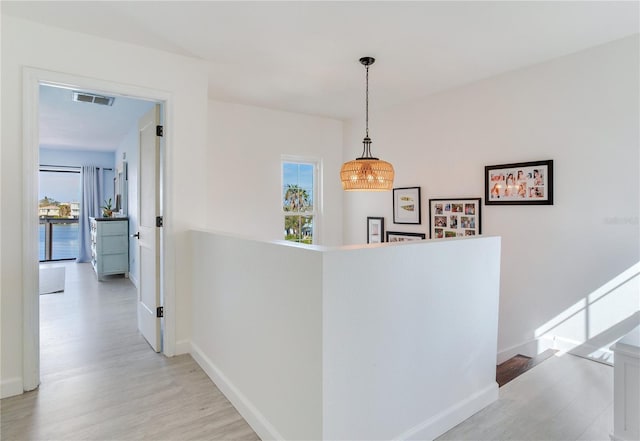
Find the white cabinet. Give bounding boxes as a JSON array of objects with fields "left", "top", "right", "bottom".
[{"left": 90, "top": 217, "right": 129, "bottom": 280}]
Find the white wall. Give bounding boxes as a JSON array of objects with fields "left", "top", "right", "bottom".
[
  {"left": 322, "top": 237, "right": 501, "bottom": 440},
  {"left": 207, "top": 100, "right": 344, "bottom": 246},
  {"left": 114, "top": 129, "right": 139, "bottom": 285},
  {"left": 1, "top": 15, "right": 208, "bottom": 396},
  {"left": 541, "top": 263, "right": 640, "bottom": 359},
  {"left": 189, "top": 231, "right": 324, "bottom": 441},
  {"left": 189, "top": 230, "right": 501, "bottom": 440},
  {"left": 343, "top": 36, "right": 640, "bottom": 361},
  {"left": 114, "top": 124, "right": 141, "bottom": 286}
]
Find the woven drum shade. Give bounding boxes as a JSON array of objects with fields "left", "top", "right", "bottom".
[
  {"left": 340, "top": 158, "right": 395, "bottom": 191},
  {"left": 341, "top": 57, "right": 394, "bottom": 191}
]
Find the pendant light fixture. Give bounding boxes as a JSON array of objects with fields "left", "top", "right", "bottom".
[{"left": 340, "top": 56, "right": 394, "bottom": 191}]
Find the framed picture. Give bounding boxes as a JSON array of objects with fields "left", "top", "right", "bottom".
[
  {"left": 485, "top": 160, "right": 553, "bottom": 205},
  {"left": 386, "top": 231, "right": 426, "bottom": 242},
  {"left": 393, "top": 187, "right": 421, "bottom": 224},
  {"left": 429, "top": 198, "right": 481, "bottom": 239},
  {"left": 367, "top": 217, "right": 385, "bottom": 244}
]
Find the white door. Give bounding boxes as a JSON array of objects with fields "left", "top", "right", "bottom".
[{"left": 136, "top": 104, "right": 162, "bottom": 352}]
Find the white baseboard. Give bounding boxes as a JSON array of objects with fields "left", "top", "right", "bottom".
[
  {"left": 190, "top": 342, "right": 284, "bottom": 441},
  {"left": 538, "top": 335, "right": 607, "bottom": 356},
  {"left": 128, "top": 272, "right": 139, "bottom": 289},
  {"left": 1, "top": 377, "right": 23, "bottom": 399},
  {"left": 497, "top": 339, "right": 539, "bottom": 364},
  {"left": 497, "top": 336, "right": 556, "bottom": 364},
  {"left": 499, "top": 334, "right": 623, "bottom": 366},
  {"left": 395, "top": 382, "right": 499, "bottom": 441},
  {"left": 552, "top": 335, "right": 583, "bottom": 352},
  {"left": 554, "top": 336, "right": 615, "bottom": 365},
  {"left": 174, "top": 339, "right": 190, "bottom": 355},
  {"left": 190, "top": 341, "right": 498, "bottom": 441}
]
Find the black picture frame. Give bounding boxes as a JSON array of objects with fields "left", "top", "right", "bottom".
[
  {"left": 367, "top": 217, "right": 385, "bottom": 244},
  {"left": 429, "top": 198, "right": 482, "bottom": 239},
  {"left": 485, "top": 160, "right": 554, "bottom": 205},
  {"left": 386, "top": 231, "right": 426, "bottom": 242},
  {"left": 393, "top": 187, "right": 421, "bottom": 224}
]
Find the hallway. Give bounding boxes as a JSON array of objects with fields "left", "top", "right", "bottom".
[
  {"left": 1, "top": 262, "right": 618, "bottom": 441},
  {"left": 1, "top": 262, "right": 259, "bottom": 440}
]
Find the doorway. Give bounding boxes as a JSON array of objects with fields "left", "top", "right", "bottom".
[{"left": 23, "top": 68, "right": 171, "bottom": 391}]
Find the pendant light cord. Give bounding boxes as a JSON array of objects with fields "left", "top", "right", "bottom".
[
  {"left": 365, "top": 64, "right": 369, "bottom": 139},
  {"left": 359, "top": 57, "right": 375, "bottom": 159}
]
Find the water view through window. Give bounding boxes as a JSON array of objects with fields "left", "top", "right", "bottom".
[
  {"left": 38, "top": 222, "right": 79, "bottom": 260},
  {"left": 39, "top": 168, "right": 81, "bottom": 261}
]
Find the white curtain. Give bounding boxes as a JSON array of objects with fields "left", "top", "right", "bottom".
[{"left": 77, "top": 166, "right": 102, "bottom": 262}]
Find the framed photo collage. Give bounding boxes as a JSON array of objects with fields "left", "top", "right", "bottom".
[{"left": 366, "top": 159, "right": 552, "bottom": 243}]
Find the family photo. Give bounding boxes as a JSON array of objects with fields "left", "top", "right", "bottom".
[{"left": 485, "top": 160, "right": 553, "bottom": 205}]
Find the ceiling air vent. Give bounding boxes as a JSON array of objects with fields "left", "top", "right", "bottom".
[{"left": 72, "top": 91, "right": 115, "bottom": 106}]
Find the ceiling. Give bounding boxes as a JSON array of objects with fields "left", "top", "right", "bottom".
[
  {"left": 39, "top": 85, "right": 155, "bottom": 151},
  {"left": 4, "top": 1, "right": 639, "bottom": 149}
]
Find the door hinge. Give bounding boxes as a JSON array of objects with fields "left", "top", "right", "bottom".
[
  {"left": 156, "top": 216, "right": 163, "bottom": 227},
  {"left": 156, "top": 125, "right": 164, "bottom": 137},
  {"left": 156, "top": 306, "right": 164, "bottom": 318}
]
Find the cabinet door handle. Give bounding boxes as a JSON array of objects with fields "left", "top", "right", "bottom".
[{"left": 131, "top": 232, "right": 140, "bottom": 239}]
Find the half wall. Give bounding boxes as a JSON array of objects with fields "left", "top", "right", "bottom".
[{"left": 189, "top": 230, "right": 501, "bottom": 440}]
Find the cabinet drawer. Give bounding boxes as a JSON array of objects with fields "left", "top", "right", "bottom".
[
  {"left": 99, "top": 220, "right": 128, "bottom": 236},
  {"left": 100, "top": 253, "right": 128, "bottom": 274},
  {"left": 99, "top": 235, "right": 128, "bottom": 254}
]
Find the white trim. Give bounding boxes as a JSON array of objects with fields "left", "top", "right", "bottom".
[
  {"left": 497, "top": 338, "right": 540, "bottom": 364},
  {"left": 394, "top": 382, "right": 499, "bottom": 441},
  {"left": 1, "top": 377, "right": 25, "bottom": 399},
  {"left": 160, "top": 100, "right": 176, "bottom": 357},
  {"left": 128, "top": 272, "right": 139, "bottom": 289},
  {"left": 191, "top": 343, "right": 496, "bottom": 441},
  {"left": 174, "top": 339, "right": 191, "bottom": 355},
  {"left": 499, "top": 334, "right": 627, "bottom": 366},
  {"left": 551, "top": 335, "right": 591, "bottom": 353},
  {"left": 23, "top": 68, "right": 41, "bottom": 392},
  {"left": 496, "top": 335, "right": 557, "bottom": 364},
  {"left": 22, "top": 67, "right": 176, "bottom": 391},
  {"left": 190, "top": 342, "right": 284, "bottom": 441}
]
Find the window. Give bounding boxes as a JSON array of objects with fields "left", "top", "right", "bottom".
[
  {"left": 282, "top": 159, "right": 318, "bottom": 244},
  {"left": 39, "top": 167, "right": 81, "bottom": 261}
]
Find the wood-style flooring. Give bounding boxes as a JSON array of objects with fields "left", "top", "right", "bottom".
[
  {"left": 1, "top": 262, "right": 259, "bottom": 441},
  {"left": 496, "top": 349, "right": 557, "bottom": 387},
  {"left": 2, "top": 263, "right": 615, "bottom": 441},
  {"left": 438, "top": 352, "right": 613, "bottom": 441}
]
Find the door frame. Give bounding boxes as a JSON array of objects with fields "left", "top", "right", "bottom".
[{"left": 22, "top": 67, "right": 175, "bottom": 391}]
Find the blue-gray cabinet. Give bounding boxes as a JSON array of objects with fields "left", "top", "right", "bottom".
[{"left": 90, "top": 217, "right": 129, "bottom": 280}]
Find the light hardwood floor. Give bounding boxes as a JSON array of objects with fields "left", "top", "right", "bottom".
[
  {"left": 2, "top": 262, "right": 615, "bottom": 441},
  {"left": 1, "top": 262, "right": 259, "bottom": 441},
  {"left": 438, "top": 353, "right": 613, "bottom": 441}
]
